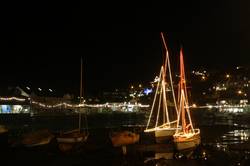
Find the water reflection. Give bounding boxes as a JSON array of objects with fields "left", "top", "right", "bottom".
[
  {"left": 154, "top": 152, "right": 173, "bottom": 159},
  {"left": 3, "top": 110, "right": 250, "bottom": 165},
  {"left": 218, "top": 129, "right": 250, "bottom": 147},
  {"left": 141, "top": 115, "right": 250, "bottom": 165}
]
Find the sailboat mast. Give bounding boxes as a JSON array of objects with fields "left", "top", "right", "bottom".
[
  {"left": 160, "top": 32, "right": 178, "bottom": 116},
  {"left": 160, "top": 32, "right": 170, "bottom": 124},
  {"left": 180, "top": 49, "right": 186, "bottom": 131},
  {"left": 79, "top": 57, "right": 83, "bottom": 132},
  {"left": 80, "top": 57, "right": 83, "bottom": 103},
  {"left": 160, "top": 32, "right": 168, "bottom": 72},
  {"left": 180, "top": 49, "right": 195, "bottom": 132}
]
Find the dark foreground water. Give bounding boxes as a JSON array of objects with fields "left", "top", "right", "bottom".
[{"left": 1, "top": 110, "right": 250, "bottom": 166}]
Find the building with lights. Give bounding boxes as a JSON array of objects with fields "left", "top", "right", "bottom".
[{"left": 0, "top": 87, "right": 30, "bottom": 114}]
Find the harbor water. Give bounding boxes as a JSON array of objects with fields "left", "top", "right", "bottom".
[{"left": 1, "top": 109, "right": 250, "bottom": 165}]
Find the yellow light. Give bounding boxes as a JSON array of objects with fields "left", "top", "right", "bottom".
[
  {"left": 131, "top": 86, "right": 134, "bottom": 89},
  {"left": 192, "top": 104, "right": 197, "bottom": 108},
  {"left": 238, "top": 90, "right": 242, "bottom": 94},
  {"left": 139, "top": 84, "right": 142, "bottom": 88},
  {"left": 0, "top": 97, "right": 26, "bottom": 102},
  {"left": 226, "top": 74, "right": 230, "bottom": 78}
]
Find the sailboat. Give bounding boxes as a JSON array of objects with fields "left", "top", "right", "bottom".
[
  {"left": 173, "top": 48, "right": 200, "bottom": 151},
  {"left": 144, "top": 32, "right": 180, "bottom": 143},
  {"left": 56, "top": 57, "right": 89, "bottom": 152}
]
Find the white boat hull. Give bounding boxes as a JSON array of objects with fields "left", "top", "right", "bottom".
[
  {"left": 155, "top": 128, "right": 176, "bottom": 143},
  {"left": 145, "top": 121, "right": 181, "bottom": 143},
  {"left": 155, "top": 128, "right": 176, "bottom": 137}
]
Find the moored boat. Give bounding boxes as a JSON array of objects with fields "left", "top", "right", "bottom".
[
  {"left": 56, "top": 129, "right": 88, "bottom": 144},
  {"left": 154, "top": 121, "right": 179, "bottom": 142},
  {"left": 56, "top": 57, "right": 89, "bottom": 152},
  {"left": 174, "top": 129, "right": 200, "bottom": 150},
  {"left": 173, "top": 48, "right": 200, "bottom": 151},
  {"left": 21, "top": 129, "right": 55, "bottom": 148},
  {"left": 110, "top": 130, "right": 140, "bottom": 147},
  {"left": 144, "top": 33, "right": 180, "bottom": 143}
]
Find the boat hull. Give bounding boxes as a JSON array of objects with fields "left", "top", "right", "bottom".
[
  {"left": 145, "top": 121, "right": 181, "bottom": 143},
  {"left": 21, "top": 129, "right": 55, "bottom": 147},
  {"left": 111, "top": 131, "right": 140, "bottom": 147},
  {"left": 20, "top": 129, "right": 58, "bottom": 153},
  {"left": 24, "top": 135, "right": 55, "bottom": 147},
  {"left": 56, "top": 129, "right": 88, "bottom": 143},
  {"left": 155, "top": 128, "right": 176, "bottom": 143},
  {"left": 56, "top": 135, "right": 87, "bottom": 143},
  {"left": 173, "top": 129, "right": 200, "bottom": 151},
  {"left": 56, "top": 130, "right": 88, "bottom": 152}
]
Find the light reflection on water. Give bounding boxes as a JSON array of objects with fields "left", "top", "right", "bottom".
[
  {"left": 222, "top": 129, "right": 249, "bottom": 143},
  {"left": 209, "top": 129, "right": 250, "bottom": 154},
  {"left": 141, "top": 110, "right": 250, "bottom": 165}
]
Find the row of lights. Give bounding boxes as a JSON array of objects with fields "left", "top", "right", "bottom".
[
  {"left": 26, "top": 87, "right": 53, "bottom": 92},
  {"left": 2, "top": 96, "right": 248, "bottom": 112},
  {"left": 0, "top": 97, "right": 150, "bottom": 109},
  {"left": 0, "top": 97, "right": 26, "bottom": 102}
]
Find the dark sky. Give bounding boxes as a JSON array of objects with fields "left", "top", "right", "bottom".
[{"left": 0, "top": 1, "right": 247, "bottom": 96}]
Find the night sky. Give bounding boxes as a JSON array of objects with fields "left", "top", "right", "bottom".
[{"left": 0, "top": 1, "right": 247, "bottom": 96}]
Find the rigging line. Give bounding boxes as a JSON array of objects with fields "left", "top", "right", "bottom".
[
  {"left": 160, "top": 32, "right": 168, "bottom": 71},
  {"left": 179, "top": 91, "right": 184, "bottom": 134},
  {"left": 167, "top": 52, "right": 178, "bottom": 115},
  {"left": 180, "top": 48, "right": 190, "bottom": 106},
  {"left": 145, "top": 67, "right": 163, "bottom": 130},
  {"left": 81, "top": 57, "right": 89, "bottom": 134},
  {"left": 175, "top": 90, "right": 183, "bottom": 134},
  {"left": 180, "top": 48, "right": 194, "bottom": 133},
  {"left": 79, "top": 57, "right": 83, "bottom": 133},
  {"left": 182, "top": 90, "right": 195, "bottom": 133},
  {"left": 162, "top": 77, "right": 169, "bottom": 124},
  {"left": 181, "top": 90, "right": 186, "bottom": 133},
  {"left": 155, "top": 82, "right": 163, "bottom": 128},
  {"left": 161, "top": 32, "right": 178, "bottom": 116}
]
